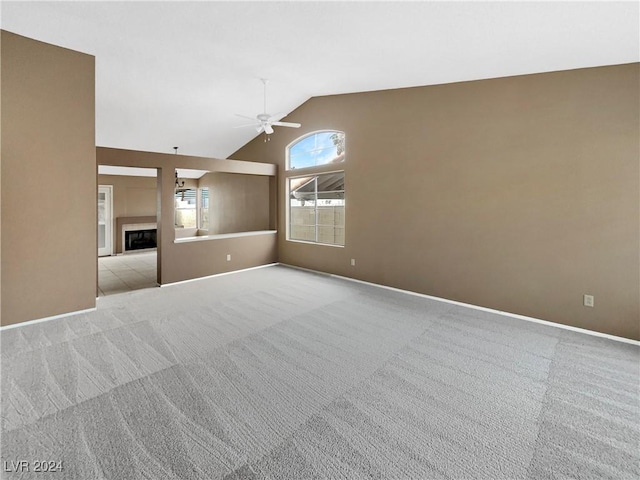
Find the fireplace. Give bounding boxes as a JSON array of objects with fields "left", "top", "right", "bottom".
[
  {"left": 122, "top": 222, "right": 157, "bottom": 253},
  {"left": 125, "top": 229, "right": 156, "bottom": 251}
]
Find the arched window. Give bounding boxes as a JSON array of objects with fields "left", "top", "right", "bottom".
[
  {"left": 286, "top": 131, "right": 345, "bottom": 246},
  {"left": 287, "top": 130, "right": 345, "bottom": 171}
]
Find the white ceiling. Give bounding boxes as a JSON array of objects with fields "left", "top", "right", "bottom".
[{"left": 2, "top": 1, "right": 638, "bottom": 160}]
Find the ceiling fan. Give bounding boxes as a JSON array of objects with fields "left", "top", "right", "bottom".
[{"left": 235, "top": 79, "right": 301, "bottom": 135}]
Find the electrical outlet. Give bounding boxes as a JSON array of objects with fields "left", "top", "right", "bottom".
[
  {"left": 583, "top": 294, "right": 594, "bottom": 307},
  {"left": 350, "top": 258, "right": 356, "bottom": 266},
  {"left": 226, "top": 254, "right": 231, "bottom": 262}
]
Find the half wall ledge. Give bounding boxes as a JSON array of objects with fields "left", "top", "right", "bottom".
[{"left": 174, "top": 230, "right": 277, "bottom": 243}]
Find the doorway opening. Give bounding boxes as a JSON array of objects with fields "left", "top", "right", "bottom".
[{"left": 97, "top": 165, "right": 159, "bottom": 297}]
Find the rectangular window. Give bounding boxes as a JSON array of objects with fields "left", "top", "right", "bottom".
[
  {"left": 289, "top": 171, "right": 344, "bottom": 246},
  {"left": 175, "top": 187, "right": 210, "bottom": 229},
  {"left": 174, "top": 188, "right": 197, "bottom": 228},
  {"left": 200, "top": 188, "right": 209, "bottom": 230}
]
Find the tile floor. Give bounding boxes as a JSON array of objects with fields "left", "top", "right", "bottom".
[{"left": 98, "top": 251, "right": 158, "bottom": 296}]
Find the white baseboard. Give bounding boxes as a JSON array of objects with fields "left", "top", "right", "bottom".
[
  {"left": 3, "top": 263, "right": 636, "bottom": 347},
  {"left": 279, "top": 263, "right": 640, "bottom": 346},
  {"left": 160, "top": 263, "right": 279, "bottom": 287},
  {"left": 0, "top": 264, "right": 279, "bottom": 331},
  {"left": 0, "top": 307, "right": 97, "bottom": 331}
]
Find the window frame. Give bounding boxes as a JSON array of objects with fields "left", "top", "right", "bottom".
[
  {"left": 174, "top": 188, "right": 198, "bottom": 229},
  {"left": 286, "top": 130, "right": 347, "bottom": 247},
  {"left": 199, "top": 187, "right": 209, "bottom": 231},
  {"left": 286, "top": 169, "right": 345, "bottom": 247},
  {"left": 285, "top": 130, "right": 346, "bottom": 172},
  {"left": 174, "top": 186, "right": 210, "bottom": 230}
]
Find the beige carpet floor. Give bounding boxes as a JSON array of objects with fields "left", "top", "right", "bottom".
[{"left": 1, "top": 265, "right": 638, "bottom": 479}]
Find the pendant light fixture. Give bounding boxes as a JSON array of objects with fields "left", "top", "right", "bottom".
[{"left": 173, "top": 147, "right": 185, "bottom": 188}]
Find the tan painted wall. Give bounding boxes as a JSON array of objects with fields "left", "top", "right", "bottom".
[
  {"left": 231, "top": 63, "right": 640, "bottom": 341},
  {"left": 0, "top": 32, "right": 3, "bottom": 320},
  {"left": 1, "top": 31, "right": 96, "bottom": 326},
  {"left": 199, "top": 172, "right": 270, "bottom": 234},
  {"left": 98, "top": 174, "right": 157, "bottom": 253},
  {"left": 96, "top": 147, "right": 277, "bottom": 285}
]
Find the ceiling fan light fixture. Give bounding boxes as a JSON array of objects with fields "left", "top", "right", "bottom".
[{"left": 234, "top": 79, "right": 302, "bottom": 135}]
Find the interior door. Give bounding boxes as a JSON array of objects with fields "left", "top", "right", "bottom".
[{"left": 98, "top": 185, "right": 113, "bottom": 256}]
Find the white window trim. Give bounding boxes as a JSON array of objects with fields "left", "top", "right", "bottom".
[
  {"left": 198, "top": 187, "right": 209, "bottom": 231},
  {"left": 286, "top": 169, "right": 345, "bottom": 247},
  {"left": 175, "top": 187, "right": 212, "bottom": 230},
  {"left": 285, "top": 129, "right": 345, "bottom": 172}
]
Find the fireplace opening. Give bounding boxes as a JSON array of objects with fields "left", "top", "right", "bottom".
[{"left": 125, "top": 229, "right": 157, "bottom": 252}]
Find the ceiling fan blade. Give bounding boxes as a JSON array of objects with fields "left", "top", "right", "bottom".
[
  {"left": 272, "top": 121, "right": 301, "bottom": 128},
  {"left": 268, "top": 112, "right": 286, "bottom": 122},
  {"left": 234, "top": 123, "right": 260, "bottom": 128},
  {"left": 264, "top": 124, "right": 274, "bottom": 135},
  {"left": 256, "top": 125, "right": 264, "bottom": 133},
  {"left": 235, "top": 113, "right": 257, "bottom": 121}
]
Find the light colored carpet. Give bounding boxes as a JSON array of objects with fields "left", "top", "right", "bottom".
[{"left": 1, "top": 265, "right": 638, "bottom": 479}]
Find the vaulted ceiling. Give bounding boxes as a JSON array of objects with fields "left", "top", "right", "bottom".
[{"left": 2, "top": 1, "right": 638, "bottom": 159}]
